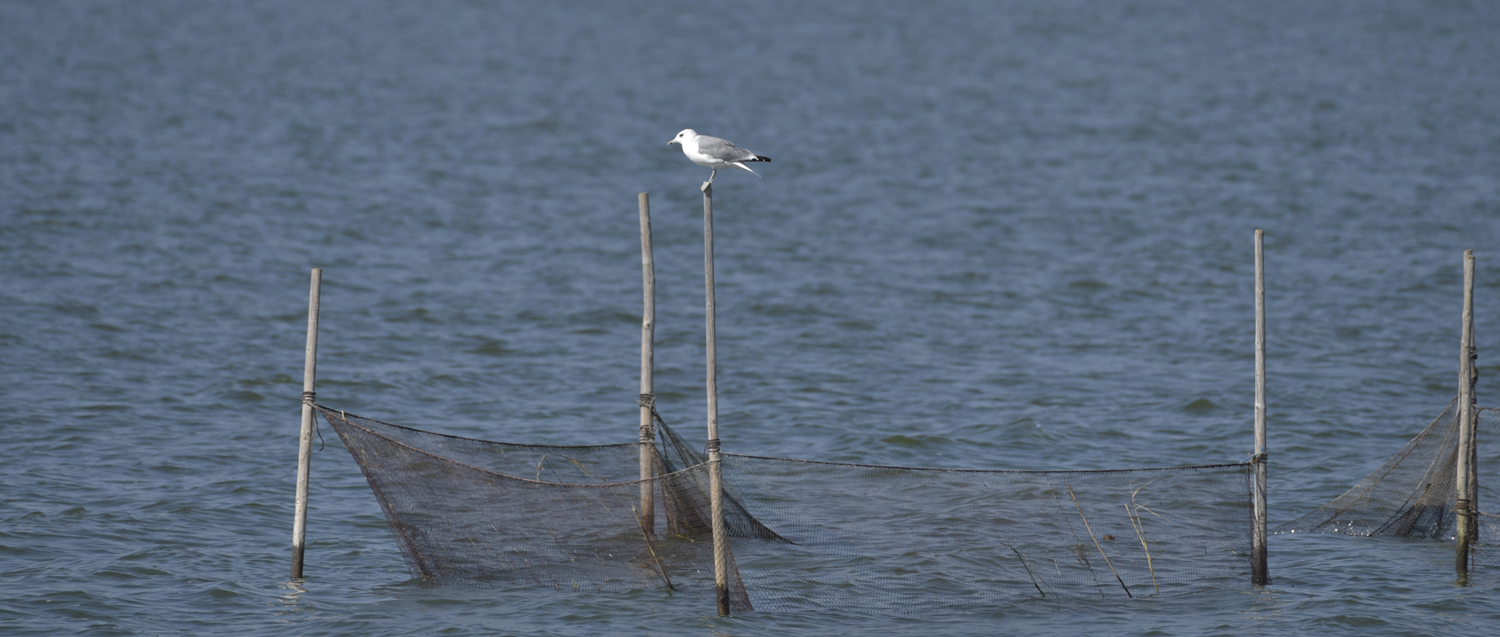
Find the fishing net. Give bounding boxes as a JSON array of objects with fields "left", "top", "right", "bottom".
[
  {"left": 716, "top": 455, "right": 1252, "bottom": 612},
  {"left": 319, "top": 405, "right": 1256, "bottom": 613},
  {"left": 316, "top": 405, "right": 758, "bottom": 611},
  {"left": 1273, "top": 401, "right": 1499, "bottom": 568}
]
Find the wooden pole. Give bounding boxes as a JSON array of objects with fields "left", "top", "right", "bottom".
[
  {"left": 1456, "top": 249, "right": 1475, "bottom": 574},
  {"left": 704, "top": 183, "right": 730, "bottom": 616},
  {"left": 291, "top": 268, "right": 322, "bottom": 579},
  {"left": 638, "top": 193, "right": 656, "bottom": 535},
  {"left": 1468, "top": 252, "right": 1479, "bottom": 564},
  {"left": 1252, "top": 230, "right": 1269, "bottom": 586}
]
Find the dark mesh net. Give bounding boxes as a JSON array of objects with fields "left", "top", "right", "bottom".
[
  {"left": 318, "top": 406, "right": 755, "bottom": 611},
  {"left": 1273, "top": 402, "right": 1498, "bottom": 568},
  {"left": 1274, "top": 399, "right": 1464, "bottom": 538},
  {"left": 320, "top": 406, "right": 1256, "bottom": 613},
  {"left": 720, "top": 455, "right": 1252, "bottom": 612},
  {"left": 1482, "top": 408, "right": 1500, "bottom": 569}
]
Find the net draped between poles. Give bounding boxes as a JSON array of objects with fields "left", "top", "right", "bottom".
[
  {"left": 317, "top": 406, "right": 1255, "bottom": 613},
  {"left": 1273, "top": 400, "right": 1499, "bottom": 568}
]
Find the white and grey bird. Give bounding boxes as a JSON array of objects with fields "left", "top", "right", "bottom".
[{"left": 668, "top": 129, "right": 771, "bottom": 190}]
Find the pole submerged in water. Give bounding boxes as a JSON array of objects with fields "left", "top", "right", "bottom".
[
  {"left": 1467, "top": 252, "right": 1480, "bottom": 569},
  {"left": 703, "top": 183, "right": 731, "bottom": 616},
  {"left": 291, "top": 268, "right": 322, "bottom": 579},
  {"left": 1456, "top": 249, "right": 1475, "bottom": 575},
  {"left": 638, "top": 193, "right": 657, "bottom": 535},
  {"left": 1252, "top": 230, "right": 1269, "bottom": 586}
]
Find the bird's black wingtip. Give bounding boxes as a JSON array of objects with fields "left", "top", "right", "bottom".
[{"left": 752, "top": 155, "right": 771, "bottom": 163}]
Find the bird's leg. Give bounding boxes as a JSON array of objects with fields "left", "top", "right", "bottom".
[{"left": 702, "top": 169, "right": 717, "bottom": 192}]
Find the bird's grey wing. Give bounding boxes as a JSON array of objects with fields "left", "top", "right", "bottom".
[{"left": 695, "top": 136, "right": 760, "bottom": 162}]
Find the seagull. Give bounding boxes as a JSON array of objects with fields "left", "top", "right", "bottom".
[{"left": 668, "top": 129, "right": 771, "bottom": 191}]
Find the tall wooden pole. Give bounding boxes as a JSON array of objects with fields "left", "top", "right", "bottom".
[
  {"left": 1467, "top": 252, "right": 1479, "bottom": 566},
  {"left": 1456, "top": 250, "right": 1475, "bottom": 574},
  {"left": 638, "top": 193, "right": 657, "bottom": 534},
  {"left": 1252, "top": 230, "right": 1269, "bottom": 586},
  {"left": 291, "top": 268, "right": 322, "bottom": 579},
  {"left": 704, "top": 184, "right": 730, "bottom": 616}
]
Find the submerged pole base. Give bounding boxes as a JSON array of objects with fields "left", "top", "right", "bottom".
[
  {"left": 716, "top": 584, "right": 730, "bottom": 616},
  {"left": 1249, "top": 543, "right": 1270, "bottom": 587},
  {"left": 291, "top": 545, "right": 304, "bottom": 580},
  {"left": 1455, "top": 500, "right": 1471, "bottom": 575}
]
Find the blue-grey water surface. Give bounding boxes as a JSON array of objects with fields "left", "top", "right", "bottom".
[{"left": 3, "top": 1, "right": 1500, "bottom": 634}]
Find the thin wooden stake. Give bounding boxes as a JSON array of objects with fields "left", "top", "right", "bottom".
[
  {"left": 704, "top": 184, "right": 730, "bottom": 616},
  {"left": 1468, "top": 252, "right": 1480, "bottom": 566},
  {"left": 634, "top": 505, "right": 675, "bottom": 591},
  {"left": 1252, "top": 229, "right": 1270, "bottom": 586},
  {"left": 1457, "top": 249, "right": 1475, "bottom": 574},
  {"left": 1004, "top": 544, "right": 1046, "bottom": 598},
  {"left": 1066, "top": 483, "right": 1131, "bottom": 598},
  {"left": 639, "top": 193, "right": 657, "bottom": 534},
  {"left": 291, "top": 268, "right": 322, "bottom": 579}
]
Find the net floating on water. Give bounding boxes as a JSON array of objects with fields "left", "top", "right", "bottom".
[
  {"left": 319, "top": 406, "right": 1256, "bottom": 613},
  {"left": 1274, "top": 401, "right": 1498, "bottom": 568}
]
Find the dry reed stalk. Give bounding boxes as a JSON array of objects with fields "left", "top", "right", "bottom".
[
  {"left": 1126, "top": 495, "right": 1159, "bottom": 595},
  {"left": 1067, "top": 482, "right": 1132, "bottom": 598}
]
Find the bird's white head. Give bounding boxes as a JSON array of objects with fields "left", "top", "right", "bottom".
[{"left": 668, "top": 129, "right": 698, "bottom": 146}]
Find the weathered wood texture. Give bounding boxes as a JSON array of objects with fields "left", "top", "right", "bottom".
[
  {"left": 1252, "top": 230, "right": 1269, "bottom": 586},
  {"left": 291, "top": 268, "right": 322, "bottom": 579},
  {"left": 703, "top": 185, "right": 730, "bottom": 615},
  {"left": 639, "top": 193, "right": 656, "bottom": 533},
  {"left": 1457, "top": 250, "right": 1475, "bottom": 573}
]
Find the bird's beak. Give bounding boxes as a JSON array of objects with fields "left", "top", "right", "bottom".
[{"left": 667, "top": 139, "right": 678, "bottom": 146}]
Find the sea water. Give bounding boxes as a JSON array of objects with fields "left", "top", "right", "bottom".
[{"left": 3, "top": 1, "right": 1499, "bottom": 634}]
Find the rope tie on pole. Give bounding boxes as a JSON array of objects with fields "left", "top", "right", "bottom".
[
  {"left": 639, "top": 393, "right": 665, "bottom": 437},
  {"left": 302, "top": 392, "right": 325, "bottom": 451},
  {"left": 706, "top": 438, "right": 721, "bottom": 455}
]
